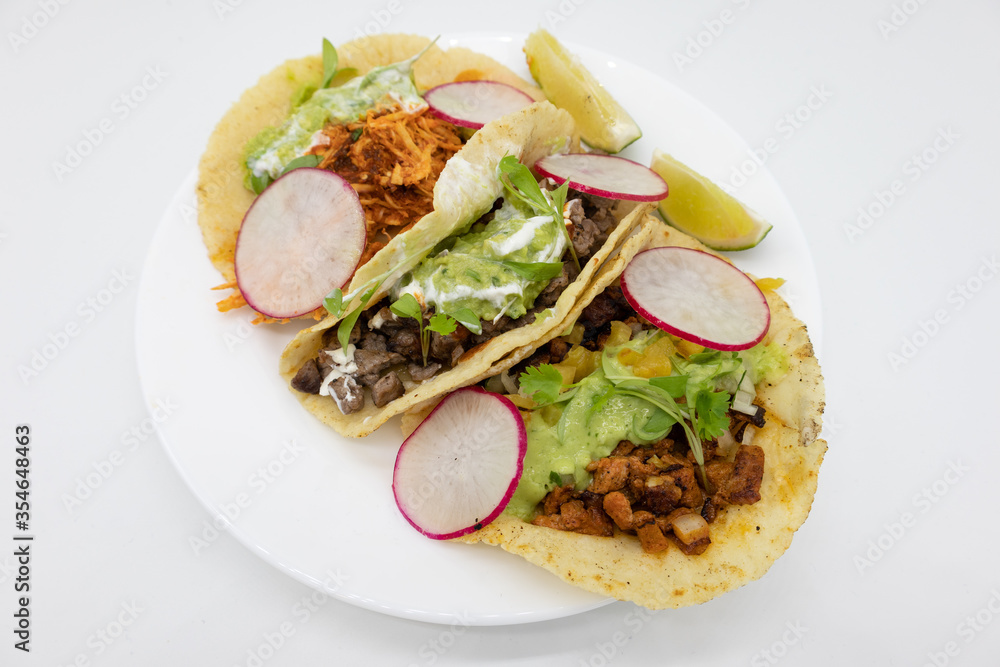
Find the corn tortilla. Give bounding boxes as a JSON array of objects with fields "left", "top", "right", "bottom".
[
  {"left": 196, "top": 34, "right": 545, "bottom": 302},
  {"left": 446, "top": 223, "right": 826, "bottom": 609}
]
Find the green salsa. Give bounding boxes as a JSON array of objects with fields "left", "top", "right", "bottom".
[
  {"left": 392, "top": 197, "right": 567, "bottom": 321},
  {"left": 244, "top": 62, "right": 426, "bottom": 183},
  {"left": 505, "top": 368, "right": 665, "bottom": 520},
  {"left": 503, "top": 330, "right": 788, "bottom": 521}
]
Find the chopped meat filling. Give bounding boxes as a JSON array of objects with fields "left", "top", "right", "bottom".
[{"left": 533, "top": 438, "right": 765, "bottom": 555}]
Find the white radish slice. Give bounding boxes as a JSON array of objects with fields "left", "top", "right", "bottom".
[
  {"left": 393, "top": 387, "right": 526, "bottom": 540},
  {"left": 534, "top": 153, "right": 669, "bottom": 202},
  {"left": 424, "top": 80, "right": 534, "bottom": 129},
  {"left": 234, "top": 168, "right": 366, "bottom": 319},
  {"left": 620, "top": 246, "right": 770, "bottom": 351}
]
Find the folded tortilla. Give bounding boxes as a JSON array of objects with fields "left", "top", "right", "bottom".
[
  {"left": 196, "top": 33, "right": 545, "bottom": 317},
  {"left": 451, "top": 223, "right": 826, "bottom": 610},
  {"left": 278, "top": 106, "right": 655, "bottom": 438}
]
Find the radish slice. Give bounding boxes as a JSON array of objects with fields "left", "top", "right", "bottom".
[
  {"left": 393, "top": 387, "right": 526, "bottom": 540},
  {"left": 620, "top": 246, "right": 770, "bottom": 351},
  {"left": 534, "top": 153, "right": 669, "bottom": 202},
  {"left": 424, "top": 80, "right": 534, "bottom": 129},
  {"left": 234, "top": 168, "right": 366, "bottom": 319}
]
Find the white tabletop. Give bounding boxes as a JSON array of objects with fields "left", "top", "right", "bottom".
[{"left": 3, "top": 0, "right": 998, "bottom": 664}]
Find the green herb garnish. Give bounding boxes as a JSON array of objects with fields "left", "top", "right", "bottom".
[
  {"left": 389, "top": 293, "right": 461, "bottom": 366},
  {"left": 496, "top": 155, "right": 578, "bottom": 271},
  {"left": 449, "top": 307, "right": 482, "bottom": 335},
  {"left": 500, "top": 260, "right": 565, "bottom": 282},
  {"left": 320, "top": 38, "right": 339, "bottom": 89},
  {"left": 519, "top": 364, "right": 575, "bottom": 406},
  {"left": 334, "top": 282, "right": 379, "bottom": 351},
  {"left": 516, "top": 337, "right": 746, "bottom": 490},
  {"left": 279, "top": 154, "right": 321, "bottom": 175},
  {"left": 249, "top": 171, "right": 272, "bottom": 195}
]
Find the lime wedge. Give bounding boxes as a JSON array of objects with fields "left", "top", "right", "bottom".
[
  {"left": 524, "top": 29, "right": 641, "bottom": 154},
  {"left": 651, "top": 150, "right": 772, "bottom": 251}
]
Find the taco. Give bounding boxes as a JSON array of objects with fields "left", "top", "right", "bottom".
[
  {"left": 277, "top": 110, "right": 657, "bottom": 438},
  {"left": 427, "top": 223, "right": 827, "bottom": 610},
  {"left": 196, "top": 34, "right": 545, "bottom": 322}
]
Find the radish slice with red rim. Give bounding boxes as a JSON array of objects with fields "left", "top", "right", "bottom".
[
  {"left": 534, "top": 153, "right": 669, "bottom": 202},
  {"left": 234, "top": 167, "right": 366, "bottom": 319},
  {"left": 393, "top": 387, "right": 526, "bottom": 540},
  {"left": 620, "top": 246, "right": 770, "bottom": 351},
  {"left": 424, "top": 80, "right": 535, "bottom": 129}
]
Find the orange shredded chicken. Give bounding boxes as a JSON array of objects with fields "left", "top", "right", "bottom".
[
  {"left": 217, "top": 104, "right": 465, "bottom": 319},
  {"left": 312, "top": 106, "right": 464, "bottom": 264}
]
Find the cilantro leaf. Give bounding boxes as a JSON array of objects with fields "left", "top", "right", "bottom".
[
  {"left": 501, "top": 260, "right": 565, "bottom": 281},
  {"left": 249, "top": 171, "right": 272, "bottom": 195},
  {"left": 649, "top": 375, "right": 688, "bottom": 399},
  {"left": 389, "top": 293, "right": 421, "bottom": 321},
  {"left": 449, "top": 307, "right": 482, "bottom": 335},
  {"left": 323, "top": 288, "right": 344, "bottom": 317},
  {"left": 337, "top": 283, "right": 378, "bottom": 351},
  {"left": 496, "top": 155, "right": 580, "bottom": 271},
  {"left": 497, "top": 155, "right": 550, "bottom": 212},
  {"left": 519, "top": 364, "right": 566, "bottom": 405},
  {"left": 320, "top": 38, "right": 339, "bottom": 89},
  {"left": 280, "top": 153, "right": 321, "bottom": 176},
  {"left": 428, "top": 312, "right": 457, "bottom": 336},
  {"left": 694, "top": 390, "right": 732, "bottom": 441}
]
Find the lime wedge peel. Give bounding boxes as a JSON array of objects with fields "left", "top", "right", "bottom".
[
  {"left": 524, "top": 29, "right": 642, "bottom": 154},
  {"left": 650, "top": 150, "right": 772, "bottom": 251}
]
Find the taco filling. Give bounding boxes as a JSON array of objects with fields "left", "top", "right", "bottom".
[
  {"left": 215, "top": 42, "right": 469, "bottom": 317},
  {"left": 489, "top": 281, "right": 788, "bottom": 555},
  {"left": 290, "top": 183, "right": 624, "bottom": 416}
]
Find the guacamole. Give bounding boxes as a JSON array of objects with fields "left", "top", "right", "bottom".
[
  {"left": 392, "top": 197, "right": 567, "bottom": 322},
  {"left": 505, "top": 368, "right": 668, "bottom": 520},
  {"left": 245, "top": 62, "right": 426, "bottom": 182},
  {"left": 504, "top": 331, "right": 789, "bottom": 521}
]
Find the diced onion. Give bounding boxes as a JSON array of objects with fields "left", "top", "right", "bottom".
[
  {"left": 500, "top": 369, "right": 519, "bottom": 395},
  {"left": 732, "top": 389, "right": 757, "bottom": 415},
  {"left": 671, "top": 513, "right": 710, "bottom": 545},
  {"left": 717, "top": 428, "right": 738, "bottom": 458}
]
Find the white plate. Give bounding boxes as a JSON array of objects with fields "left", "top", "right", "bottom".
[{"left": 135, "top": 33, "right": 822, "bottom": 626}]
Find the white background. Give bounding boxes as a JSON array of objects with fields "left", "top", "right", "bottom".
[{"left": 2, "top": 0, "right": 999, "bottom": 665}]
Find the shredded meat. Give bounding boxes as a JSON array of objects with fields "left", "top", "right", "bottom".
[{"left": 313, "top": 107, "right": 464, "bottom": 265}]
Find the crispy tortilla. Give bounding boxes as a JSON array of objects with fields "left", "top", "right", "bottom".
[
  {"left": 196, "top": 34, "right": 545, "bottom": 315},
  {"left": 278, "top": 120, "right": 656, "bottom": 438},
  {"left": 452, "top": 223, "right": 826, "bottom": 609}
]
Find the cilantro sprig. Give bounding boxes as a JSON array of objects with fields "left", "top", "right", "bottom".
[
  {"left": 389, "top": 294, "right": 481, "bottom": 366},
  {"left": 497, "top": 156, "right": 579, "bottom": 271},
  {"left": 517, "top": 340, "right": 742, "bottom": 489},
  {"left": 519, "top": 365, "right": 577, "bottom": 405}
]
